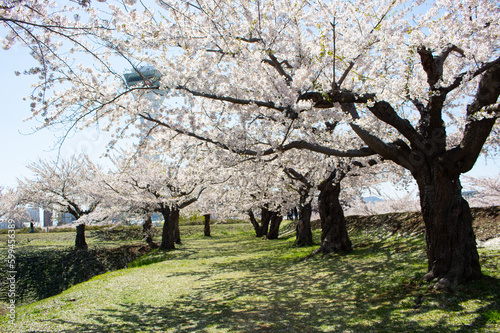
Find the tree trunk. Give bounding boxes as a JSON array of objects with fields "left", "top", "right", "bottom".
[
  {"left": 260, "top": 207, "right": 272, "bottom": 237},
  {"left": 415, "top": 164, "right": 481, "bottom": 287},
  {"left": 317, "top": 173, "right": 352, "bottom": 254},
  {"left": 143, "top": 214, "right": 159, "bottom": 249},
  {"left": 249, "top": 210, "right": 263, "bottom": 237},
  {"left": 296, "top": 201, "right": 313, "bottom": 246},
  {"left": 160, "top": 207, "right": 176, "bottom": 250},
  {"left": 75, "top": 223, "right": 88, "bottom": 250},
  {"left": 172, "top": 208, "right": 181, "bottom": 245},
  {"left": 248, "top": 208, "right": 271, "bottom": 237},
  {"left": 267, "top": 212, "right": 282, "bottom": 240},
  {"left": 204, "top": 214, "right": 211, "bottom": 237}
]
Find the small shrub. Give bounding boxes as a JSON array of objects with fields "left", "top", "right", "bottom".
[{"left": 484, "top": 310, "right": 500, "bottom": 324}]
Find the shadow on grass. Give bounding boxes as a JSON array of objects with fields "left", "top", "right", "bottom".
[{"left": 43, "top": 234, "right": 499, "bottom": 332}]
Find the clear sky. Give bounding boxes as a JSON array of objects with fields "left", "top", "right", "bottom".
[
  {"left": 0, "top": 42, "right": 112, "bottom": 188},
  {"left": 0, "top": 35, "right": 499, "bottom": 192}
]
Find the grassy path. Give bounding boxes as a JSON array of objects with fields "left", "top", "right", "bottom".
[{"left": 1, "top": 225, "right": 499, "bottom": 332}]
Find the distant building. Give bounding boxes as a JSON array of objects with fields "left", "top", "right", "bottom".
[
  {"left": 463, "top": 191, "right": 477, "bottom": 199},
  {"left": 44, "top": 210, "right": 53, "bottom": 227},
  {"left": 26, "top": 206, "right": 40, "bottom": 224},
  {"left": 0, "top": 220, "right": 11, "bottom": 229},
  {"left": 25, "top": 206, "right": 56, "bottom": 227},
  {"left": 55, "top": 212, "right": 77, "bottom": 225}
]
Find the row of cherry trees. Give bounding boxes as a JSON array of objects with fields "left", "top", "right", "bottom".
[
  {"left": 2, "top": 0, "right": 499, "bottom": 286},
  {"left": 9, "top": 133, "right": 385, "bottom": 252}
]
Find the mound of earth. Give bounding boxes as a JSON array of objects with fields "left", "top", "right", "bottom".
[
  {"left": 308, "top": 206, "right": 500, "bottom": 242},
  {"left": 0, "top": 244, "right": 150, "bottom": 306}
]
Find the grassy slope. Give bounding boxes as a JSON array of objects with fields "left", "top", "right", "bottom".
[{"left": 0, "top": 223, "right": 499, "bottom": 332}]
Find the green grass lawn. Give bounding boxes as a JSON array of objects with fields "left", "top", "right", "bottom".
[{"left": 1, "top": 223, "right": 499, "bottom": 332}]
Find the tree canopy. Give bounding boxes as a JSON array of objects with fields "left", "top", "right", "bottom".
[{"left": 3, "top": 0, "right": 500, "bottom": 285}]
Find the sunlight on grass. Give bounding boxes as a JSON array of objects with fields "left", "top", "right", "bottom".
[{"left": 1, "top": 226, "right": 499, "bottom": 332}]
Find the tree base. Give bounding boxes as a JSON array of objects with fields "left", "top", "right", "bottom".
[{"left": 75, "top": 224, "right": 88, "bottom": 251}]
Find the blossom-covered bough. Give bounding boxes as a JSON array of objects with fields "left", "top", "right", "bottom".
[
  {"left": 102, "top": 138, "right": 218, "bottom": 249},
  {"left": 3, "top": 0, "right": 500, "bottom": 287},
  {"left": 0, "top": 186, "right": 31, "bottom": 228},
  {"left": 17, "top": 154, "right": 104, "bottom": 250}
]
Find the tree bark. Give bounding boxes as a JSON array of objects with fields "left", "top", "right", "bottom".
[
  {"left": 248, "top": 209, "right": 264, "bottom": 237},
  {"left": 316, "top": 172, "right": 352, "bottom": 254},
  {"left": 204, "top": 214, "right": 211, "bottom": 237},
  {"left": 143, "top": 214, "right": 159, "bottom": 249},
  {"left": 172, "top": 208, "right": 181, "bottom": 245},
  {"left": 160, "top": 207, "right": 176, "bottom": 250},
  {"left": 248, "top": 208, "right": 273, "bottom": 237},
  {"left": 296, "top": 201, "right": 313, "bottom": 246},
  {"left": 75, "top": 223, "right": 88, "bottom": 250},
  {"left": 260, "top": 207, "right": 271, "bottom": 237},
  {"left": 414, "top": 164, "right": 481, "bottom": 287},
  {"left": 267, "top": 213, "right": 282, "bottom": 240}
]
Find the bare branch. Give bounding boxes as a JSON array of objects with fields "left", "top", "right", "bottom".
[
  {"left": 442, "top": 55, "right": 500, "bottom": 93},
  {"left": 446, "top": 64, "right": 500, "bottom": 173},
  {"left": 349, "top": 123, "right": 413, "bottom": 171},
  {"left": 262, "top": 51, "right": 293, "bottom": 84},
  {"left": 139, "top": 113, "right": 377, "bottom": 158},
  {"left": 176, "top": 85, "right": 288, "bottom": 112},
  {"left": 280, "top": 140, "right": 376, "bottom": 158},
  {"left": 367, "top": 101, "right": 425, "bottom": 150},
  {"left": 297, "top": 90, "right": 376, "bottom": 108},
  {"left": 283, "top": 167, "right": 314, "bottom": 189},
  {"left": 236, "top": 36, "right": 263, "bottom": 43}
]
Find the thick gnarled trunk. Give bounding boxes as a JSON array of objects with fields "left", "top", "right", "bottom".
[
  {"left": 172, "top": 208, "right": 181, "bottom": 245},
  {"left": 143, "top": 214, "right": 159, "bottom": 249},
  {"left": 248, "top": 208, "right": 270, "bottom": 237},
  {"left": 248, "top": 209, "right": 265, "bottom": 237},
  {"left": 75, "top": 223, "right": 88, "bottom": 250},
  {"left": 160, "top": 207, "right": 177, "bottom": 250},
  {"left": 267, "top": 213, "right": 282, "bottom": 240},
  {"left": 260, "top": 208, "right": 272, "bottom": 237},
  {"left": 248, "top": 208, "right": 281, "bottom": 239},
  {"left": 317, "top": 176, "right": 351, "bottom": 254},
  {"left": 296, "top": 202, "right": 313, "bottom": 246},
  {"left": 204, "top": 214, "right": 211, "bottom": 237},
  {"left": 415, "top": 165, "right": 481, "bottom": 286}
]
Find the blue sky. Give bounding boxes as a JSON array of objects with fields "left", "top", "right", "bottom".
[
  {"left": 0, "top": 43, "right": 111, "bottom": 187},
  {"left": 0, "top": 37, "right": 499, "bottom": 192}
]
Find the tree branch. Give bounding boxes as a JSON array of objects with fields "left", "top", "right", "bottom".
[
  {"left": 297, "top": 90, "right": 376, "bottom": 108},
  {"left": 178, "top": 187, "right": 206, "bottom": 209},
  {"left": 445, "top": 64, "right": 500, "bottom": 173},
  {"left": 176, "top": 85, "right": 288, "bottom": 112},
  {"left": 367, "top": 101, "right": 425, "bottom": 150},
  {"left": 140, "top": 112, "right": 377, "bottom": 158},
  {"left": 262, "top": 51, "right": 293, "bottom": 84},
  {"left": 283, "top": 167, "right": 314, "bottom": 189},
  {"left": 349, "top": 123, "right": 413, "bottom": 171},
  {"left": 442, "top": 55, "right": 500, "bottom": 93}
]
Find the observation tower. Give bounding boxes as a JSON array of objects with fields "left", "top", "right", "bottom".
[{"left": 124, "top": 65, "right": 167, "bottom": 109}]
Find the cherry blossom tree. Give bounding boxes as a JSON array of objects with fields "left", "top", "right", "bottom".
[
  {"left": 210, "top": 156, "right": 293, "bottom": 239},
  {"left": 104, "top": 138, "right": 221, "bottom": 249},
  {"left": 283, "top": 151, "right": 385, "bottom": 253},
  {"left": 463, "top": 174, "right": 500, "bottom": 208},
  {"left": 17, "top": 154, "right": 103, "bottom": 249},
  {"left": 0, "top": 186, "right": 31, "bottom": 228},
  {"left": 144, "top": 0, "right": 500, "bottom": 286},
  {"left": 4, "top": 0, "right": 500, "bottom": 285}
]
